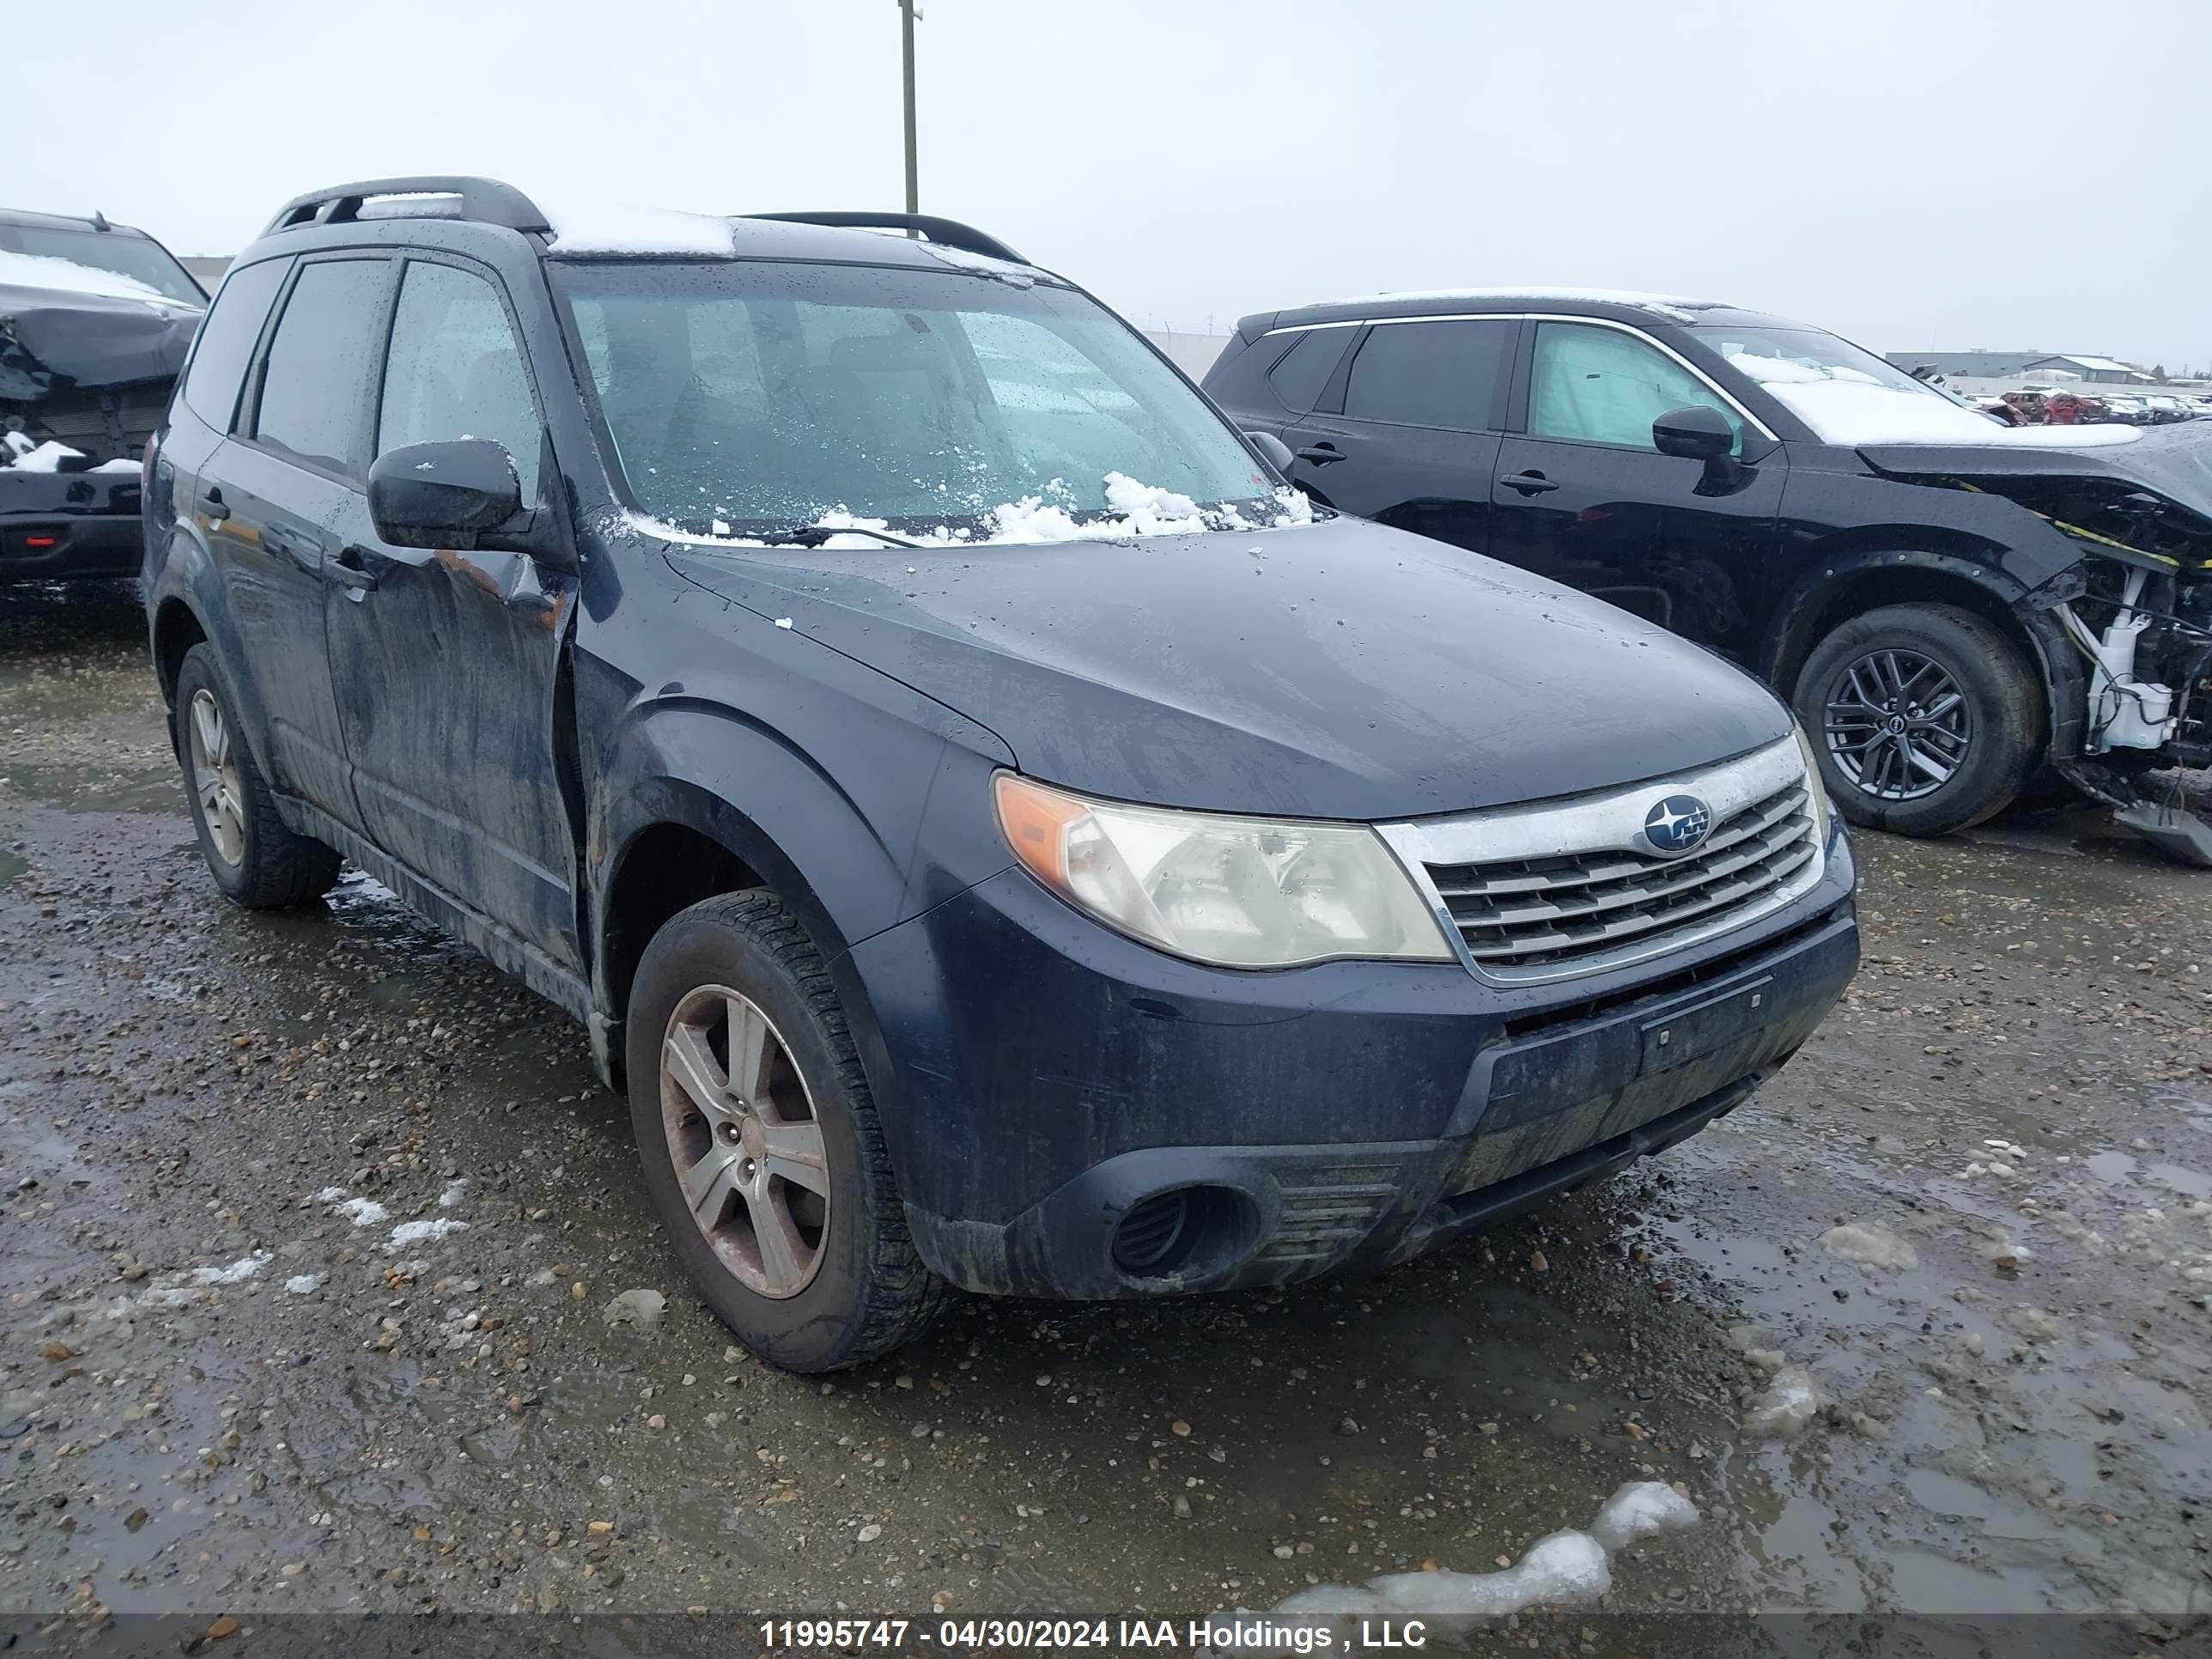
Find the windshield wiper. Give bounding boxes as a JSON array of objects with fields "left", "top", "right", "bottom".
[{"left": 770, "top": 524, "right": 929, "bottom": 550}]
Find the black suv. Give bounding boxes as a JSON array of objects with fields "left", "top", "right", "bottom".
[
  {"left": 1205, "top": 291, "right": 2212, "bottom": 854},
  {"left": 145, "top": 180, "right": 1857, "bottom": 1370}
]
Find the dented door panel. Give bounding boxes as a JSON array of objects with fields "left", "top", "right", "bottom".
[{"left": 324, "top": 525, "right": 583, "bottom": 969}]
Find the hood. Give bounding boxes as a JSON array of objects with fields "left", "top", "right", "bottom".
[
  {"left": 0, "top": 283, "right": 202, "bottom": 404},
  {"left": 662, "top": 515, "right": 1790, "bottom": 822},
  {"left": 1861, "top": 422, "right": 2212, "bottom": 522}
]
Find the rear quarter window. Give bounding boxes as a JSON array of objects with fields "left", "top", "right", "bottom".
[
  {"left": 1265, "top": 330, "right": 1351, "bottom": 414},
  {"left": 179, "top": 258, "right": 289, "bottom": 431}
]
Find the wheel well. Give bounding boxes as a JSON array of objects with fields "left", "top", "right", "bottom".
[
  {"left": 152, "top": 599, "right": 209, "bottom": 712},
  {"left": 1779, "top": 565, "right": 2042, "bottom": 701},
  {"left": 601, "top": 823, "right": 763, "bottom": 1023}
]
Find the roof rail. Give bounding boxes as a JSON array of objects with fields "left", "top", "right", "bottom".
[
  {"left": 264, "top": 176, "right": 551, "bottom": 237},
  {"left": 743, "top": 211, "right": 1025, "bottom": 265}
]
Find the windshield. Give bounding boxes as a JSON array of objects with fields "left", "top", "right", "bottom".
[
  {"left": 551, "top": 259, "right": 1281, "bottom": 540},
  {"left": 0, "top": 223, "right": 204, "bottom": 304},
  {"left": 1691, "top": 323, "right": 2026, "bottom": 443}
]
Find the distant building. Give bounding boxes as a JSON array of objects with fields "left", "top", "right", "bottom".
[
  {"left": 2020, "top": 354, "right": 2148, "bottom": 385},
  {"left": 1884, "top": 349, "right": 2050, "bottom": 379},
  {"left": 1883, "top": 348, "right": 2151, "bottom": 386}
]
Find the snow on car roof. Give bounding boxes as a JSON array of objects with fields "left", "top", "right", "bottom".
[
  {"left": 537, "top": 197, "right": 738, "bottom": 257},
  {"left": 1316, "top": 287, "right": 1721, "bottom": 325},
  {"left": 0, "top": 247, "right": 168, "bottom": 303}
]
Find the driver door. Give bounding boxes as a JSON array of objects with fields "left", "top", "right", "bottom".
[
  {"left": 321, "top": 253, "right": 583, "bottom": 969},
  {"left": 1486, "top": 319, "right": 1787, "bottom": 660}
]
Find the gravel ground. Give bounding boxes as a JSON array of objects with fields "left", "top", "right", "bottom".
[{"left": 3, "top": 580, "right": 2209, "bottom": 1655}]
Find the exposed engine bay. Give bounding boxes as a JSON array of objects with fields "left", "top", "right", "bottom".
[{"left": 1984, "top": 468, "right": 2212, "bottom": 863}]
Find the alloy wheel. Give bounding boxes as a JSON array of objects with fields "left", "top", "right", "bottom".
[
  {"left": 187, "top": 689, "right": 246, "bottom": 866},
  {"left": 659, "top": 984, "right": 830, "bottom": 1298},
  {"left": 1822, "top": 648, "right": 1972, "bottom": 803}
]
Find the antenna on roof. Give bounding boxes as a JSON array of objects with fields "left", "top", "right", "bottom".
[{"left": 89, "top": 210, "right": 112, "bottom": 232}]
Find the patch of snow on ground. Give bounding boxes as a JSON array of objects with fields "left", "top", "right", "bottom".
[
  {"left": 1820, "top": 1219, "right": 1919, "bottom": 1271},
  {"left": 1198, "top": 1481, "right": 1698, "bottom": 1651},
  {"left": 1742, "top": 1364, "right": 1826, "bottom": 1437},
  {"left": 437, "top": 1179, "right": 469, "bottom": 1209},
  {"left": 0, "top": 249, "right": 170, "bottom": 303},
  {"left": 316, "top": 1188, "right": 389, "bottom": 1228},
  {"left": 387, "top": 1218, "right": 471, "bottom": 1251},
  {"left": 284, "top": 1274, "right": 321, "bottom": 1295},
  {"left": 189, "top": 1252, "right": 272, "bottom": 1286}
]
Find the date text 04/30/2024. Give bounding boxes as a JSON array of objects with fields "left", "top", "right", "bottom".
[{"left": 758, "top": 1619, "right": 1430, "bottom": 1651}]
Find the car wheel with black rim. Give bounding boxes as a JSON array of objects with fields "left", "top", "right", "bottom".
[
  {"left": 624, "top": 890, "right": 949, "bottom": 1372},
  {"left": 1792, "top": 602, "right": 2044, "bottom": 837},
  {"left": 173, "top": 644, "right": 343, "bottom": 908}
]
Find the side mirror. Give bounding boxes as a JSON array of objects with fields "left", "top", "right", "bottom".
[
  {"left": 1652, "top": 404, "right": 1737, "bottom": 462},
  {"left": 368, "top": 439, "right": 524, "bottom": 550},
  {"left": 1243, "top": 430, "right": 1296, "bottom": 475}
]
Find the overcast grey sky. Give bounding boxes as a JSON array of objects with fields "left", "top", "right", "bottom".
[{"left": 18, "top": 0, "right": 2211, "bottom": 368}]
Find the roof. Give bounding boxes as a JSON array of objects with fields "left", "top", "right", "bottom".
[
  {"left": 1882, "top": 349, "right": 2049, "bottom": 375},
  {"left": 247, "top": 179, "right": 1041, "bottom": 279},
  {"left": 1240, "top": 287, "right": 1802, "bottom": 337},
  {"left": 0, "top": 205, "right": 155, "bottom": 238},
  {"left": 2026, "top": 354, "right": 2141, "bottom": 375}
]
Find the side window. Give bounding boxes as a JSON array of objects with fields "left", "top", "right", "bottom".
[
  {"left": 252, "top": 258, "right": 389, "bottom": 473},
  {"left": 180, "top": 259, "right": 289, "bottom": 431},
  {"left": 377, "top": 261, "right": 543, "bottom": 501},
  {"left": 1528, "top": 322, "right": 1742, "bottom": 453},
  {"left": 1342, "top": 319, "right": 1514, "bottom": 430},
  {"left": 1265, "top": 329, "right": 1350, "bottom": 414}
]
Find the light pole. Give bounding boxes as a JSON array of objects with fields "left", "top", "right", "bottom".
[{"left": 899, "top": 0, "right": 920, "bottom": 219}]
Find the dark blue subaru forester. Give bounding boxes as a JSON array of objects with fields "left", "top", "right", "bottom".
[{"left": 143, "top": 178, "right": 1857, "bottom": 1370}]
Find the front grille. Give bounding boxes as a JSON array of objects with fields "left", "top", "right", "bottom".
[{"left": 1422, "top": 781, "right": 1819, "bottom": 975}]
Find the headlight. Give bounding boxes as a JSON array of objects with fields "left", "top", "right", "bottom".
[
  {"left": 994, "top": 774, "right": 1455, "bottom": 969},
  {"left": 1791, "top": 720, "right": 1833, "bottom": 844}
]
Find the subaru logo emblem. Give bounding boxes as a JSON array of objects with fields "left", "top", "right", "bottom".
[{"left": 1643, "top": 794, "right": 1711, "bottom": 856}]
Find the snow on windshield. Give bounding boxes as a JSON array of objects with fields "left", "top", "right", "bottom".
[
  {"left": 0, "top": 248, "right": 168, "bottom": 304},
  {"left": 646, "top": 473, "right": 1316, "bottom": 551},
  {"left": 1721, "top": 343, "right": 2142, "bottom": 448}
]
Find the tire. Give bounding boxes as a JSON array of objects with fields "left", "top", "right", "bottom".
[
  {"left": 173, "top": 644, "right": 343, "bottom": 908},
  {"left": 1791, "top": 603, "right": 2044, "bottom": 837},
  {"left": 624, "top": 890, "right": 949, "bottom": 1372}
]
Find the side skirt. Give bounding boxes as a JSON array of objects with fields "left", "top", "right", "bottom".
[{"left": 280, "top": 794, "right": 599, "bottom": 1032}]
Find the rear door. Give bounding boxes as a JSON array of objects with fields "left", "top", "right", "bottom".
[
  {"left": 1487, "top": 319, "right": 1787, "bottom": 659},
  {"left": 322, "top": 252, "right": 582, "bottom": 970},
  {"left": 1278, "top": 316, "right": 1516, "bottom": 555},
  {"left": 208, "top": 253, "right": 394, "bottom": 821}
]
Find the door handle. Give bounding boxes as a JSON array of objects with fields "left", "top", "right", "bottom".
[
  {"left": 326, "top": 545, "right": 380, "bottom": 592},
  {"left": 198, "top": 489, "right": 229, "bottom": 524},
  {"left": 1501, "top": 470, "right": 1560, "bottom": 495},
  {"left": 1293, "top": 443, "right": 1345, "bottom": 465}
]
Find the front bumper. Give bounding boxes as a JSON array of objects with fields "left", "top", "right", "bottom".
[
  {"left": 848, "top": 824, "right": 1858, "bottom": 1299},
  {"left": 0, "top": 470, "right": 143, "bottom": 581}
]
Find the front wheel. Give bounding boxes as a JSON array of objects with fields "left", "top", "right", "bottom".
[
  {"left": 624, "top": 890, "right": 949, "bottom": 1372},
  {"left": 1792, "top": 603, "right": 2045, "bottom": 837}
]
